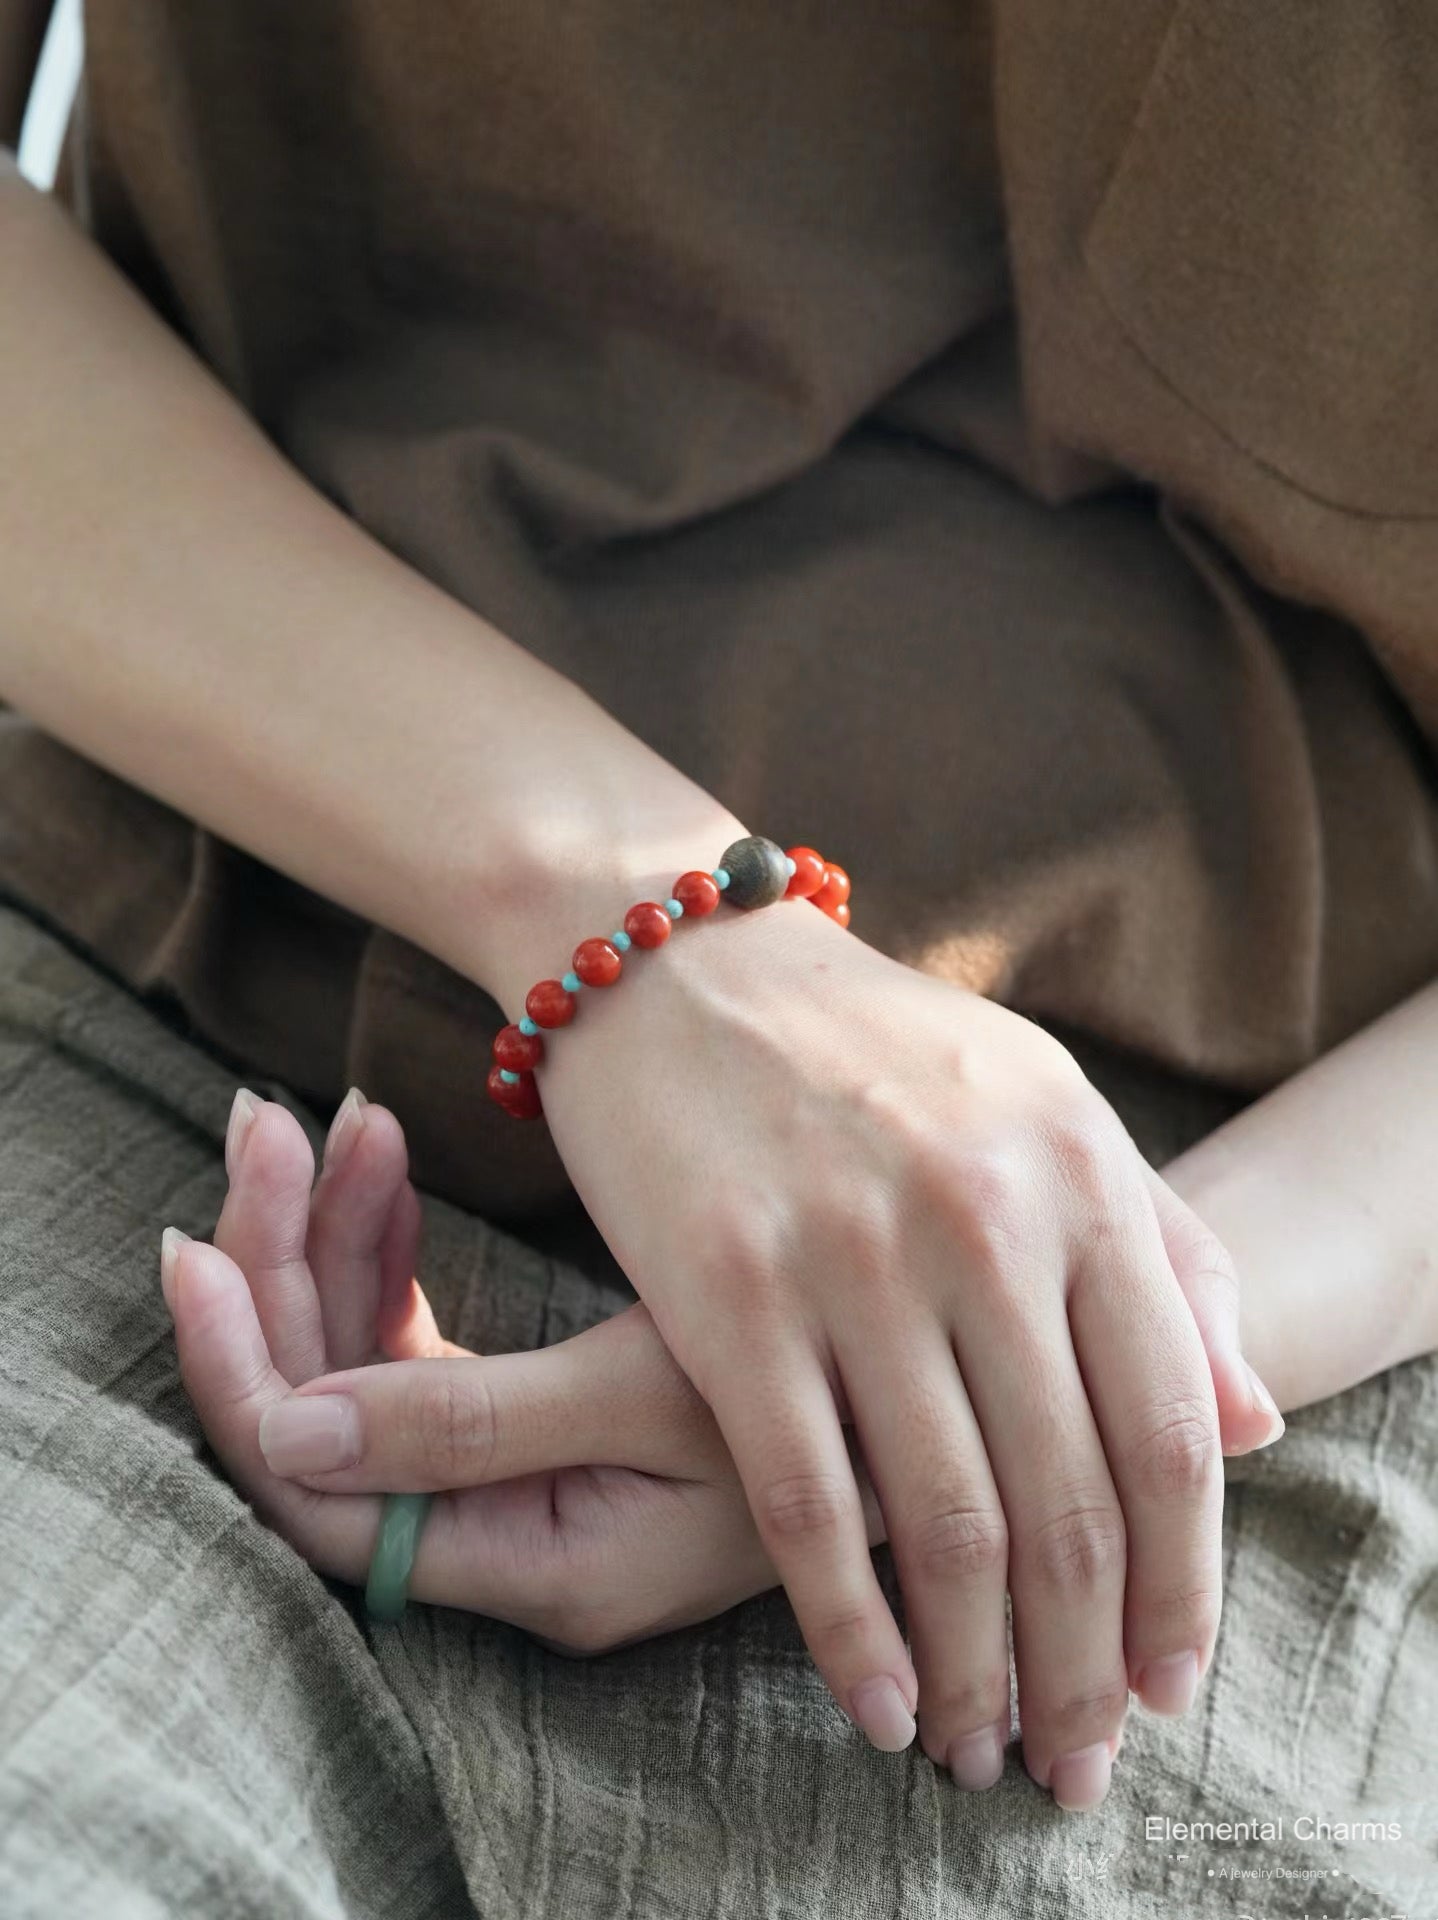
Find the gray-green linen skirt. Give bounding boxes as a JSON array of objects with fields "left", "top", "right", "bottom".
[{"left": 1, "top": 894, "right": 1434, "bottom": 1919}]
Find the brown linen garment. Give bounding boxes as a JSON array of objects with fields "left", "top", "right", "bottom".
[{"left": 2, "top": 1, "right": 1437, "bottom": 1269}]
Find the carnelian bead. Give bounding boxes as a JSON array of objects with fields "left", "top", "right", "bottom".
[
  {"left": 623, "top": 901, "right": 673, "bottom": 949},
  {"left": 486, "top": 1063, "right": 543, "bottom": 1119},
  {"left": 493, "top": 1022, "right": 545, "bottom": 1071},
  {"left": 526, "top": 978, "right": 577, "bottom": 1028},
  {"left": 784, "top": 846, "right": 827, "bottom": 900},
  {"left": 673, "top": 870, "right": 720, "bottom": 916},
  {"left": 573, "top": 936, "right": 623, "bottom": 986},
  {"left": 502, "top": 1073, "right": 544, "bottom": 1120},
  {"left": 812, "top": 863, "right": 851, "bottom": 912},
  {"left": 832, "top": 902, "right": 851, "bottom": 929}
]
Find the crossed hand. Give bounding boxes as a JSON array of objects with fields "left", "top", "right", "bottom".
[
  {"left": 166, "top": 824, "right": 1283, "bottom": 1816},
  {"left": 166, "top": 1069, "right": 1272, "bottom": 1811}
]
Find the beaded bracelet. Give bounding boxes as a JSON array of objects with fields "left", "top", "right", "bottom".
[{"left": 485, "top": 834, "right": 851, "bottom": 1122}]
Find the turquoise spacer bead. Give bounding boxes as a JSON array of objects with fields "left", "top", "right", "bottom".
[
  {"left": 561, "top": 970, "right": 583, "bottom": 992},
  {"left": 611, "top": 930, "right": 632, "bottom": 952},
  {"left": 665, "top": 899, "right": 684, "bottom": 917},
  {"left": 518, "top": 1016, "right": 538, "bottom": 1036},
  {"left": 785, "top": 856, "right": 796, "bottom": 874},
  {"left": 713, "top": 869, "right": 730, "bottom": 888},
  {"left": 498, "top": 1069, "right": 520, "bottom": 1085}
]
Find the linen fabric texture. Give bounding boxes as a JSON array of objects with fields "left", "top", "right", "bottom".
[{"left": 1, "top": 900, "right": 1435, "bottom": 1917}]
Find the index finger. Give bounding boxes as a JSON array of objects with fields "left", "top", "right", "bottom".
[
  {"left": 165, "top": 1232, "right": 652, "bottom": 1629},
  {"left": 704, "top": 1344, "right": 920, "bottom": 1753}
]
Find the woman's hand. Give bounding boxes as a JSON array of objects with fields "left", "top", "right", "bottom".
[
  {"left": 165, "top": 1090, "right": 856, "bottom": 1659},
  {"left": 255, "top": 892, "right": 1282, "bottom": 1809},
  {"left": 517, "top": 900, "right": 1279, "bottom": 1802}
]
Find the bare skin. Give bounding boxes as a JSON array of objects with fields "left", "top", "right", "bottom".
[{"left": 165, "top": 966, "right": 1438, "bottom": 1809}]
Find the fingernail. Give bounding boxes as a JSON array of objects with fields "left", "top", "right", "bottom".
[
  {"left": 323, "top": 1085, "right": 368, "bottom": 1177},
  {"left": 226, "top": 1087, "right": 260, "bottom": 1179},
  {"left": 1138, "top": 1649, "right": 1198, "bottom": 1716},
  {"left": 1050, "top": 1741, "right": 1112, "bottom": 1811},
  {"left": 1245, "top": 1361, "right": 1286, "bottom": 1447},
  {"left": 948, "top": 1720, "right": 1007, "bottom": 1790},
  {"left": 258, "top": 1395, "right": 361, "bottom": 1475},
  {"left": 850, "top": 1676, "right": 917, "bottom": 1753},
  {"left": 159, "top": 1225, "right": 191, "bottom": 1313}
]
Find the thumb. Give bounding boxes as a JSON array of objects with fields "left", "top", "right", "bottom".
[
  {"left": 1142, "top": 1162, "right": 1285, "bottom": 1456},
  {"left": 257, "top": 1300, "right": 715, "bottom": 1491}
]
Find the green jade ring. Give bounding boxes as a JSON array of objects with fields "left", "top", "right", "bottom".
[{"left": 364, "top": 1491, "right": 433, "bottom": 1622}]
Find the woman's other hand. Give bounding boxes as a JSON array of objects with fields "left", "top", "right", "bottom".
[{"left": 164, "top": 1090, "right": 805, "bottom": 1662}]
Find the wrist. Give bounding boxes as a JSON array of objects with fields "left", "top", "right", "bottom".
[
  {"left": 1159, "top": 1130, "right": 1414, "bottom": 1408},
  {"left": 438, "top": 781, "right": 754, "bottom": 1024}
]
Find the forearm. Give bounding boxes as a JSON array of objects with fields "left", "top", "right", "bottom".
[
  {"left": 1161, "top": 976, "right": 1438, "bottom": 1412},
  {"left": 0, "top": 157, "right": 745, "bottom": 1016},
  {"left": 15, "top": 141, "right": 1428, "bottom": 1401}
]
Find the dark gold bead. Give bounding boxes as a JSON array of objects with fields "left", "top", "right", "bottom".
[{"left": 718, "top": 835, "right": 791, "bottom": 909}]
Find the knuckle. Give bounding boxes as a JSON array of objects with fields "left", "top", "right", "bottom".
[
  {"left": 927, "top": 1668, "right": 1012, "bottom": 1734},
  {"left": 698, "top": 1207, "right": 788, "bottom": 1316},
  {"left": 757, "top": 1470, "right": 855, "bottom": 1544},
  {"left": 530, "top": 1630, "right": 590, "bottom": 1659},
  {"left": 809, "top": 1603, "right": 880, "bottom": 1669},
  {"left": 528, "top": 1599, "right": 607, "bottom": 1656},
  {"left": 204, "top": 1349, "right": 274, "bottom": 1418},
  {"left": 799, "top": 1173, "right": 906, "bottom": 1317},
  {"left": 1052, "top": 1120, "right": 1110, "bottom": 1197},
  {"left": 1139, "top": 1579, "right": 1222, "bottom": 1647},
  {"left": 937, "top": 1147, "right": 1029, "bottom": 1275},
  {"left": 904, "top": 1503, "right": 1010, "bottom": 1585},
  {"left": 1043, "top": 1102, "right": 1123, "bottom": 1205},
  {"left": 522, "top": 1548, "right": 628, "bottom": 1657},
  {"left": 534, "top": 1606, "right": 630, "bottom": 1657},
  {"left": 416, "top": 1368, "right": 498, "bottom": 1482},
  {"left": 1128, "top": 1400, "right": 1221, "bottom": 1501},
  {"left": 1022, "top": 1501, "right": 1127, "bottom": 1594},
  {"left": 1044, "top": 1679, "right": 1131, "bottom": 1746},
  {"left": 1170, "top": 1221, "right": 1241, "bottom": 1298}
]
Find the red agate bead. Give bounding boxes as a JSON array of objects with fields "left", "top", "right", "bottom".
[
  {"left": 505, "top": 1075, "right": 543, "bottom": 1119},
  {"left": 486, "top": 1064, "right": 543, "bottom": 1119},
  {"left": 623, "top": 901, "right": 673, "bottom": 949},
  {"left": 573, "top": 936, "right": 622, "bottom": 986},
  {"left": 673, "top": 870, "right": 720, "bottom": 916},
  {"left": 784, "top": 846, "right": 827, "bottom": 900},
  {"left": 832, "top": 902, "right": 851, "bottom": 929},
  {"left": 526, "top": 978, "right": 577, "bottom": 1027},
  {"left": 812, "top": 863, "right": 851, "bottom": 913},
  {"left": 493, "top": 1022, "right": 544, "bottom": 1071}
]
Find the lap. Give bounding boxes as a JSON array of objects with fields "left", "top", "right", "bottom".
[{"left": 0, "top": 897, "right": 1434, "bottom": 1918}]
